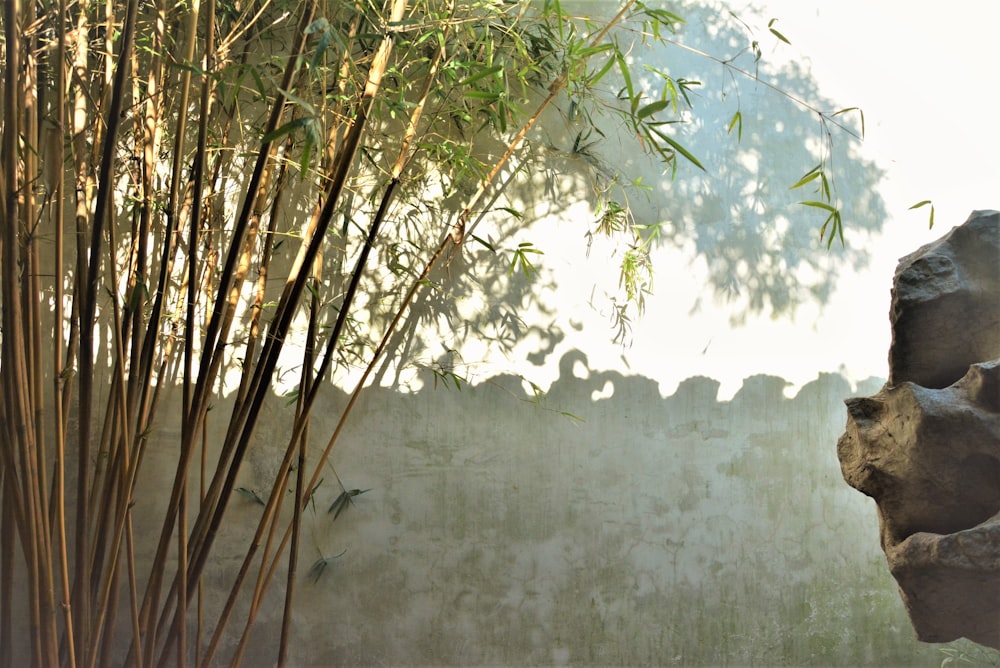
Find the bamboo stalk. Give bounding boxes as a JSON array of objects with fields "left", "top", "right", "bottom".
[
  {"left": 132, "top": 1, "right": 306, "bottom": 656},
  {"left": 1, "top": 0, "right": 52, "bottom": 662},
  {"left": 136, "top": 5, "right": 320, "bottom": 664},
  {"left": 152, "top": 3, "right": 411, "bottom": 663},
  {"left": 202, "top": 12, "right": 453, "bottom": 652},
  {"left": 275, "top": 257, "right": 321, "bottom": 668},
  {"left": 293, "top": 0, "right": 642, "bottom": 554},
  {"left": 50, "top": 0, "right": 77, "bottom": 660},
  {"left": 74, "top": 0, "right": 141, "bottom": 656}
]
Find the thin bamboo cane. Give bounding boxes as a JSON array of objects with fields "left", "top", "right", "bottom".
[
  {"left": 72, "top": 0, "right": 135, "bottom": 654},
  {"left": 291, "top": 2, "right": 641, "bottom": 571},
  {"left": 155, "top": 3, "right": 409, "bottom": 663},
  {"left": 177, "top": 0, "right": 218, "bottom": 660},
  {"left": 194, "top": 141, "right": 298, "bottom": 668},
  {"left": 208, "top": 14, "right": 452, "bottom": 655},
  {"left": 275, "top": 257, "right": 321, "bottom": 668},
  {"left": 134, "top": 8, "right": 318, "bottom": 649},
  {"left": 24, "top": 10, "right": 62, "bottom": 661},
  {"left": 0, "top": 473, "right": 13, "bottom": 668},
  {"left": 50, "top": 0, "right": 77, "bottom": 660},
  {"left": 1, "top": 0, "right": 54, "bottom": 661}
]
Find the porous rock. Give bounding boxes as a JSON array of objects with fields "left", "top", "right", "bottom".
[{"left": 837, "top": 210, "right": 1000, "bottom": 649}]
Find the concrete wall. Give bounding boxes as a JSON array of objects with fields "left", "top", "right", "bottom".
[{"left": 156, "top": 365, "right": 951, "bottom": 666}]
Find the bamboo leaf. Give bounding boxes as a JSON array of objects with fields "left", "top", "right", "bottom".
[
  {"left": 640, "top": 4, "right": 686, "bottom": 30},
  {"left": 328, "top": 488, "right": 371, "bottom": 520},
  {"left": 727, "top": 110, "right": 742, "bottom": 142},
  {"left": 307, "top": 550, "right": 347, "bottom": 584},
  {"left": 790, "top": 164, "right": 823, "bottom": 190},
  {"left": 497, "top": 206, "right": 523, "bottom": 219},
  {"left": 799, "top": 200, "right": 837, "bottom": 213},
  {"left": 470, "top": 234, "right": 496, "bottom": 252},
  {"left": 767, "top": 18, "right": 791, "bottom": 44},
  {"left": 464, "top": 90, "right": 502, "bottom": 102},
  {"left": 910, "top": 200, "right": 935, "bottom": 228},
  {"left": 650, "top": 127, "right": 705, "bottom": 171},
  {"left": 261, "top": 117, "right": 310, "bottom": 143},
  {"left": 615, "top": 51, "right": 637, "bottom": 115},
  {"left": 769, "top": 28, "right": 791, "bottom": 45},
  {"left": 833, "top": 106, "right": 865, "bottom": 138},
  {"left": 458, "top": 65, "right": 503, "bottom": 87},
  {"left": 304, "top": 17, "right": 329, "bottom": 35},
  {"left": 560, "top": 411, "right": 585, "bottom": 423},
  {"left": 636, "top": 100, "right": 672, "bottom": 119},
  {"left": 276, "top": 87, "right": 316, "bottom": 116},
  {"left": 574, "top": 43, "right": 615, "bottom": 59},
  {"left": 587, "top": 49, "right": 617, "bottom": 86},
  {"left": 236, "top": 488, "right": 266, "bottom": 506}
]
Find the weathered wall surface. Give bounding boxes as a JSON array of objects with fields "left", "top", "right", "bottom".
[{"left": 131, "top": 363, "right": 971, "bottom": 666}]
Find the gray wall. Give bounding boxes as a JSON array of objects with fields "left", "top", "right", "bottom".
[{"left": 137, "top": 362, "right": 967, "bottom": 666}]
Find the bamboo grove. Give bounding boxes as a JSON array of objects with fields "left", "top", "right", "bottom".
[{"left": 0, "top": 0, "right": 853, "bottom": 665}]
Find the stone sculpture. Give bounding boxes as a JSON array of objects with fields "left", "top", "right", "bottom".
[{"left": 837, "top": 209, "right": 1000, "bottom": 650}]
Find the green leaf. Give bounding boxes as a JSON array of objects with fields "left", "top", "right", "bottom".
[
  {"left": 650, "top": 127, "right": 705, "bottom": 171},
  {"left": 800, "top": 200, "right": 837, "bottom": 213},
  {"left": 573, "top": 43, "right": 615, "bottom": 59},
  {"left": 510, "top": 242, "right": 542, "bottom": 278},
  {"left": 307, "top": 550, "right": 347, "bottom": 584},
  {"left": 587, "top": 48, "right": 618, "bottom": 86},
  {"left": 636, "top": 100, "right": 672, "bottom": 119},
  {"left": 727, "top": 110, "right": 742, "bottom": 142},
  {"left": 615, "top": 52, "right": 637, "bottom": 115},
  {"left": 790, "top": 164, "right": 823, "bottom": 190},
  {"left": 817, "top": 210, "right": 844, "bottom": 249},
  {"left": 560, "top": 411, "right": 585, "bottom": 423},
  {"left": 833, "top": 106, "right": 865, "bottom": 138},
  {"left": 328, "top": 488, "right": 371, "bottom": 520},
  {"left": 276, "top": 87, "right": 316, "bottom": 116},
  {"left": 261, "top": 117, "right": 310, "bottom": 143},
  {"left": 304, "top": 17, "right": 329, "bottom": 35},
  {"left": 470, "top": 234, "right": 496, "bottom": 252},
  {"left": 236, "top": 487, "right": 266, "bottom": 506},
  {"left": 910, "top": 200, "right": 935, "bottom": 228},
  {"left": 458, "top": 65, "right": 504, "bottom": 87},
  {"left": 463, "top": 90, "right": 502, "bottom": 102},
  {"left": 496, "top": 206, "right": 523, "bottom": 219},
  {"left": 768, "top": 18, "right": 791, "bottom": 45},
  {"left": 245, "top": 65, "right": 267, "bottom": 101},
  {"left": 640, "top": 4, "right": 686, "bottom": 30}
]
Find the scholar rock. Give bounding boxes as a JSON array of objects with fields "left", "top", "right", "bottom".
[{"left": 837, "top": 210, "right": 1000, "bottom": 650}]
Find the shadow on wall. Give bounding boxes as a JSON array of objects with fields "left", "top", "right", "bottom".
[
  {"left": 522, "top": 0, "right": 887, "bottom": 325},
  {"left": 166, "top": 1, "right": 889, "bottom": 391},
  {"left": 144, "top": 351, "right": 1000, "bottom": 667}
]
